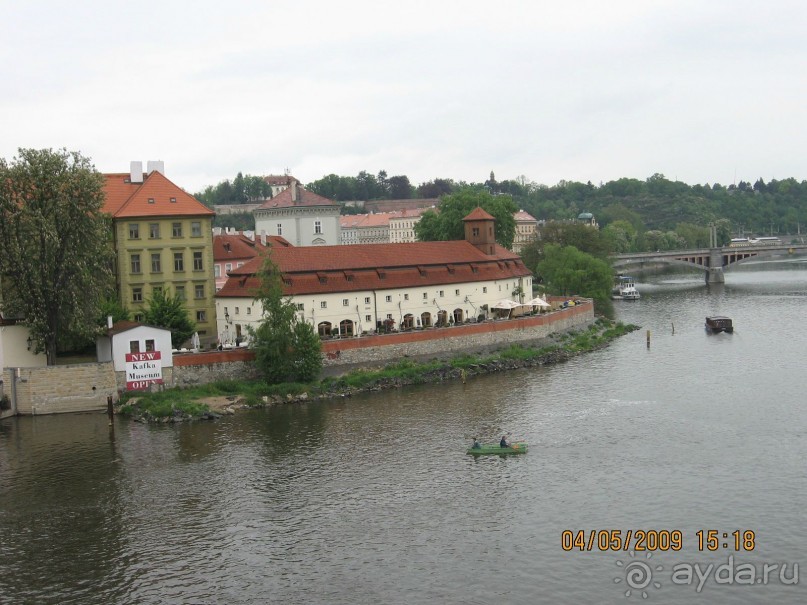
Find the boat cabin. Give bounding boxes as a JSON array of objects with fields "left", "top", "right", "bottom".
[{"left": 705, "top": 316, "right": 733, "bottom": 333}]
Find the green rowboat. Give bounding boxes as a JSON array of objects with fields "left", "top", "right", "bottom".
[{"left": 467, "top": 442, "right": 528, "bottom": 455}]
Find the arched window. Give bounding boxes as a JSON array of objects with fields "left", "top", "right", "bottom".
[
  {"left": 318, "top": 321, "right": 332, "bottom": 337},
  {"left": 339, "top": 319, "right": 354, "bottom": 337}
]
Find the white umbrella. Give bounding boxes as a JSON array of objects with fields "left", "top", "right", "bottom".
[
  {"left": 491, "top": 299, "right": 521, "bottom": 309},
  {"left": 524, "top": 296, "right": 550, "bottom": 307}
]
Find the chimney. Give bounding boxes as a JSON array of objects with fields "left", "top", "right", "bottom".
[
  {"left": 260, "top": 230, "right": 267, "bottom": 245},
  {"left": 213, "top": 227, "right": 222, "bottom": 236},
  {"left": 107, "top": 315, "right": 113, "bottom": 330},
  {"left": 290, "top": 179, "right": 298, "bottom": 202},
  {"left": 130, "top": 161, "right": 143, "bottom": 183},
  {"left": 146, "top": 160, "right": 165, "bottom": 175}
]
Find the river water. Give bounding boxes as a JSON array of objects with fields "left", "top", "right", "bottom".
[{"left": 1, "top": 261, "right": 806, "bottom": 605}]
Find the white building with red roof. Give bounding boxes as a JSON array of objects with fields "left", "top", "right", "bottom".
[
  {"left": 253, "top": 179, "right": 341, "bottom": 246},
  {"left": 215, "top": 209, "right": 532, "bottom": 344},
  {"left": 512, "top": 209, "right": 539, "bottom": 254}
]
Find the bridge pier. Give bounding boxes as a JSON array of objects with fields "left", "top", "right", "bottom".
[
  {"left": 706, "top": 249, "right": 725, "bottom": 283},
  {"left": 706, "top": 266, "right": 725, "bottom": 283}
]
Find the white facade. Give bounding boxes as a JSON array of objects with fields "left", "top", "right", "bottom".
[
  {"left": 0, "top": 325, "right": 47, "bottom": 368},
  {"left": 389, "top": 214, "right": 424, "bottom": 243},
  {"left": 216, "top": 275, "right": 532, "bottom": 341},
  {"left": 96, "top": 325, "right": 174, "bottom": 372},
  {"left": 254, "top": 207, "right": 341, "bottom": 247}
]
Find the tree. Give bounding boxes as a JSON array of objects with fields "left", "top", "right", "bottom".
[
  {"left": 143, "top": 289, "right": 196, "bottom": 348},
  {"left": 0, "top": 148, "right": 115, "bottom": 364},
  {"left": 250, "top": 256, "right": 322, "bottom": 383},
  {"left": 537, "top": 244, "right": 614, "bottom": 318},
  {"left": 414, "top": 188, "right": 517, "bottom": 249},
  {"left": 98, "top": 295, "right": 131, "bottom": 327}
]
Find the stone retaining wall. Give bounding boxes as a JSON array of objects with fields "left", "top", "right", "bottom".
[{"left": 6, "top": 363, "right": 117, "bottom": 416}]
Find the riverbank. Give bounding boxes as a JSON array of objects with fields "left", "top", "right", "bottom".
[{"left": 119, "top": 319, "right": 639, "bottom": 423}]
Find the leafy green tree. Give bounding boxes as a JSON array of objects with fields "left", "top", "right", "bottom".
[
  {"left": 250, "top": 256, "right": 322, "bottom": 383},
  {"left": 537, "top": 222, "right": 613, "bottom": 259},
  {"left": 387, "top": 175, "right": 413, "bottom": 199},
  {"left": 143, "top": 289, "right": 196, "bottom": 348},
  {"left": 98, "top": 295, "right": 131, "bottom": 327},
  {"left": 602, "top": 220, "right": 637, "bottom": 253},
  {"left": 417, "top": 178, "right": 455, "bottom": 198},
  {"left": 414, "top": 188, "right": 517, "bottom": 249},
  {"left": 537, "top": 244, "right": 614, "bottom": 318},
  {"left": 0, "top": 148, "right": 115, "bottom": 364}
]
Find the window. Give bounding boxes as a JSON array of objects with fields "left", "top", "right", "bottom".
[
  {"left": 147, "top": 197, "right": 155, "bottom": 204},
  {"left": 132, "top": 287, "right": 143, "bottom": 302},
  {"left": 423, "top": 293, "right": 428, "bottom": 299},
  {"left": 236, "top": 262, "right": 244, "bottom": 268},
  {"left": 130, "top": 254, "right": 141, "bottom": 274},
  {"left": 234, "top": 306, "right": 239, "bottom": 314},
  {"left": 176, "top": 285, "right": 185, "bottom": 300},
  {"left": 314, "top": 220, "right": 322, "bottom": 234},
  {"left": 404, "top": 294, "right": 409, "bottom": 301},
  {"left": 385, "top": 295, "right": 392, "bottom": 302},
  {"left": 225, "top": 263, "right": 233, "bottom": 272},
  {"left": 129, "top": 223, "right": 140, "bottom": 239},
  {"left": 277, "top": 224, "right": 282, "bottom": 235},
  {"left": 365, "top": 315, "right": 371, "bottom": 322},
  {"left": 247, "top": 307, "right": 251, "bottom": 315},
  {"left": 191, "top": 221, "right": 202, "bottom": 237},
  {"left": 174, "top": 252, "right": 184, "bottom": 272},
  {"left": 145, "top": 339, "right": 155, "bottom": 352},
  {"left": 151, "top": 253, "right": 161, "bottom": 272},
  {"left": 483, "top": 287, "right": 487, "bottom": 293},
  {"left": 455, "top": 289, "right": 460, "bottom": 296},
  {"left": 193, "top": 251, "right": 203, "bottom": 271},
  {"left": 364, "top": 297, "right": 371, "bottom": 305},
  {"left": 320, "top": 301, "right": 327, "bottom": 309},
  {"left": 196, "top": 310, "right": 206, "bottom": 322},
  {"left": 214, "top": 265, "right": 221, "bottom": 278},
  {"left": 343, "top": 299, "right": 349, "bottom": 306},
  {"left": 172, "top": 222, "right": 182, "bottom": 237},
  {"left": 439, "top": 290, "right": 444, "bottom": 297},
  {"left": 195, "top": 284, "right": 204, "bottom": 299},
  {"left": 386, "top": 314, "right": 392, "bottom": 320},
  {"left": 149, "top": 223, "right": 160, "bottom": 239},
  {"left": 170, "top": 197, "right": 177, "bottom": 203},
  {"left": 296, "top": 303, "right": 304, "bottom": 311},
  {"left": 129, "top": 341, "right": 140, "bottom": 353},
  {"left": 133, "top": 313, "right": 144, "bottom": 322},
  {"left": 472, "top": 227, "right": 480, "bottom": 237}
]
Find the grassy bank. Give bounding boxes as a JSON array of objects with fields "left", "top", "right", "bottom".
[{"left": 120, "top": 319, "right": 639, "bottom": 422}]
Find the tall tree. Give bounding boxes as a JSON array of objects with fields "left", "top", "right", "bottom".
[
  {"left": 250, "top": 256, "right": 322, "bottom": 383},
  {"left": 0, "top": 148, "right": 114, "bottom": 364},
  {"left": 537, "top": 244, "right": 614, "bottom": 318},
  {"left": 414, "top": 188, "right": 517, "bottom": 249},
  {"left": 143, "top": 289, "right": 196, "bottom": 348}
]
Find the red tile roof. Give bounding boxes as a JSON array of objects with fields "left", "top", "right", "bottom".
[
  {"left": 514, "top": 210, "right": 537, "bottom": 222},
  {"left": 103, "top": 172, "right": 214, "bottom": 218},
  {"left": 255, "top": 184, "right": 337, "bottom": 209},
  {"left": 463, "top": 207, "right": 495, "bottom": 221},
  {"left": 213, "top": 233, "right": 290, "bottom": 262},
  {"left": 217, "top": 241, "right": 530, "bottom": 298}
]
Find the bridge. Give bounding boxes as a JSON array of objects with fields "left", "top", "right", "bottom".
[{"left": 612, "top": 243, "right": 807, "bottom": 283}]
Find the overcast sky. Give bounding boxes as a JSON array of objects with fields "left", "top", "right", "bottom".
[{"left": 2, "top": 0, "right": 805, "bottom": 193}]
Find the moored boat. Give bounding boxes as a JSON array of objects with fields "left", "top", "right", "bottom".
[
  {"left": 612, "top": 275, "right": 641, "bottom": 300},
  {"left": 467, "top": 442, "right": 528, "bottom": 455},
  {"left": 705, "top": 316, "right": 733, "bottom": 333}
]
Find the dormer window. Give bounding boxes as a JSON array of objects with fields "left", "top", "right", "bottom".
[
  {"left": 170, "top": 197, "right": 177, "bottom": 203},
  {"left": 148, "top": 197, "right": 155, "bottom": 204}
]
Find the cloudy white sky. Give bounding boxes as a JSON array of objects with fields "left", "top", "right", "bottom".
[{"left": 2, "top": 0, "right": 805, "bottom": 193}]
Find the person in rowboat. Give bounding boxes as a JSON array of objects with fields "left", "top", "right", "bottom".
[
  {"left": 500, "top": 436, "right": 509, "bottom": 448},
  {"left": 472, "top": 438, "right": 482, "bottom": 450}
]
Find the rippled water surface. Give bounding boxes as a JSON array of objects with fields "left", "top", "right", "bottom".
[{"left": 2, "top": 264, "right": 806, "bottom": 604}]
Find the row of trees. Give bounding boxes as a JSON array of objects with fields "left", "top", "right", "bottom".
[{"left": 194, "top": 172, "right": 274, "bottom": 207}]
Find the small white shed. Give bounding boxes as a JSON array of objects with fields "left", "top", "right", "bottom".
[{"left": 96, "top": 321, "right": 174, "bottom": 372}]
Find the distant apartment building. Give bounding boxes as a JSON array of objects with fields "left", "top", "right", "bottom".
[
  {"left": 253, "top": 179, "right": 341, "bottom": 246},
  {"left": 340, "top": 207, "right": 432, "bottom": 245},
  {"left": 512, "top": 209, "right": 539, "bottom": 254},
  {"left": 103, "top": 162, "right": 217, "bottom": 346}
]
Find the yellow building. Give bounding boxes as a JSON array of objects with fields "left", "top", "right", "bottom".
[{"left": 103, "top": 162, "right": 216, "bottom": 347}]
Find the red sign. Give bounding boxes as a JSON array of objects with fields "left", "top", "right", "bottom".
[{"left": 125, "top": 351, "right": 163, "bottom": 390}]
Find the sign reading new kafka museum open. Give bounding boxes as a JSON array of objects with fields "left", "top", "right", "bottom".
[{"left": 125, "top": 352, "right": 164, "bottom": 391}]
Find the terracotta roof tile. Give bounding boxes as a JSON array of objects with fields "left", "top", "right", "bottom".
[
  {"left": 103, "top": 172, "right": 213, "bottom": 218},
  {"left": 463, "top": 207, "right": 495, "bottom": 221},
  {"left": 256, "top": 184, "right": 336, "bottom": 209},
  {"left": 213, "top": 233, "right": 289, "bottom": 262},
  {"left": 217, "top": 241, "right": 530, "bottom": 298}
]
